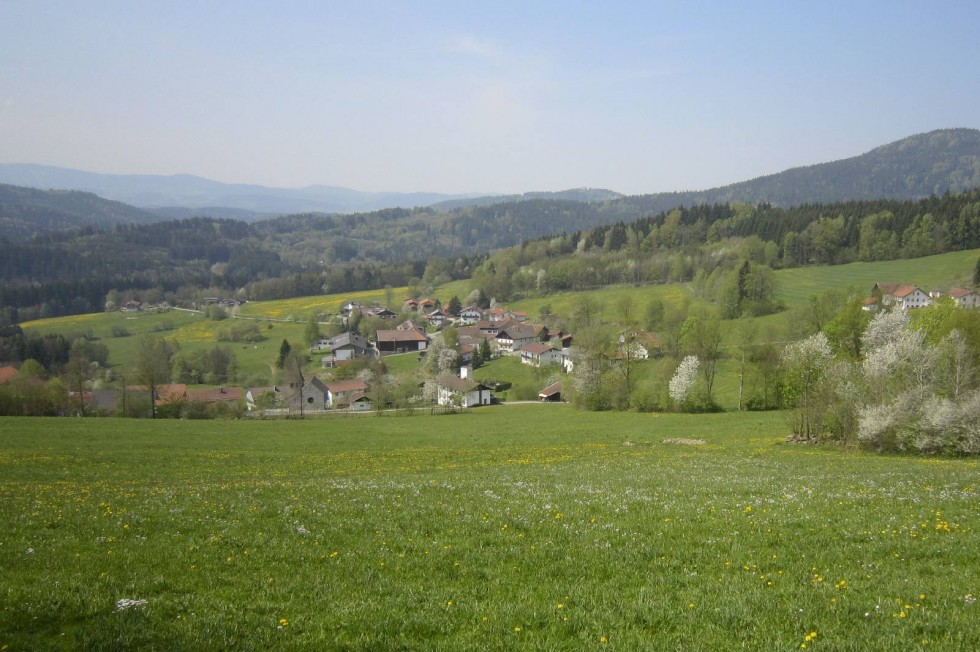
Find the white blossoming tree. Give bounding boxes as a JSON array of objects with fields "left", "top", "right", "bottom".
[
  {"left": 668, "top": 355, "right": 700, "bottom": 408},
  {"left": 780, "top": 332, "right": 834, "bottom": 441}
]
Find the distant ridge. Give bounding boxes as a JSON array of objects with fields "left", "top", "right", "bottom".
[
  {"left": 0, "top": 183, "right": 161, "bottom": 241},
  {"left": 611, "top": 128, "right": 980, "bottom": 217},
  {"left": 0, "top": 164, "right": 485, "bottom": 216}
]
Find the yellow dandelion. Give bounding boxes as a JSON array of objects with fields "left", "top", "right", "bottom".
[
  {"left": 600, "top": 635, "right": 608, "bottom": 643},
  {"left": 279, "top": 618, "right": 288, "bottom": 626},
  {"left": 556, "top": 603, "right": 564, "bottom": 609},
  {"left": 514, "top": 626, "right": 522, "bottom": 633}
]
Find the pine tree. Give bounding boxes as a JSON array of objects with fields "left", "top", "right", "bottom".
[{"left": 277, "top": 339, "right": 292, "bottom": 369}]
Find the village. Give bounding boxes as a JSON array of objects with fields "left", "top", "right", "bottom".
[{"left": 4, "top": 280, "right": 976, "bottom": 419}]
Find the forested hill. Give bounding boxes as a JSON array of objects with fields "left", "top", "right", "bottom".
[
  {"left": 604, "top": 128, "right": 980, "bottom": 220},
  {"left": 0, "top": 184, "right": 163, "bottom": 241}
]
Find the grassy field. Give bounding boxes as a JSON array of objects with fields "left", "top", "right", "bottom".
[
  {"left": 1, "top": 408, "right": 977, "bottom": 650},
  {"left": 774, "top": 249, "right": 979, "bottom": 308}
]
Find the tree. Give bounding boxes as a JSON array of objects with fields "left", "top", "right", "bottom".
[
  {"left": 781, "top": 332, "right": 833, "bottom": 440},
  {"left": 447, "top": 296, "right": 462, "bottom": 317},
  {"left": 277, "top": 339, "right": 292, "bottom": 369},
  {"left": 823, "top": 298, "right": 871, "bottom": 359},
  {"left": 643, "top": 299, "right": 665, "bottom": 331},
  {"left": 669, "top": 356, "right": 699, "bottom": 406},
  {"left": 304, "top": 314, "right": 321, "bottom": 347},
  {"left": 134, "top": 335, "right": 176, "bottom": 419},
  {"left": 974, "top": 255, "right": 980, "bottom": 286},
  {"left": 679, "top": 314, "right": 723, "bottom": 395},
  {"left": 282, "top": 354, "right": 305, "bottom": 417}
]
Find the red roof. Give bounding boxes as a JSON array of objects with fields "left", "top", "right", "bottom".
[
  {"left": 325, "top": 379, "right": 368, "bottom": 393},
  {"left": 949, "top": 287, "right": 975, "bottom": 298}
]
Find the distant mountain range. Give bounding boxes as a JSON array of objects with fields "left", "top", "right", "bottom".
[
  {"left": 0, "top": 164, "right": 487, "bottom": 217},
  {"left": 1, "top": 128, "right": 979, "bottom": 243}
]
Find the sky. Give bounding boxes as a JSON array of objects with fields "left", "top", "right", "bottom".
[{"left": 2, "top": 1, "right": 978, "bottom": 196}]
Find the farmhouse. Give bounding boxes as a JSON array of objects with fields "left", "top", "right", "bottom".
[
  {"left": 325, "top": 379, "right": 369, "bottom": 408},
  {"left": 872, "top": 283, "right": 931, "bottom": 310},
  {"left": 435, "top": 373, "right": 494, "bottom": 408},
  {"left": 949, "top": 287, "right": 980, "bottom": 308},
  {"left": 375, "top": 327, "right": 429, "bottom": 354}
]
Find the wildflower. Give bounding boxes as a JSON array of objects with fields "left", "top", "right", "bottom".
[
  {"left": 556, "top": 603, "right": 564, "bottom": 610},
  {"left": 514, "top": 626, "right": 522, "bottom": 633},
  {"left": 279, "top": 618, "right": 288, "bottom": 626},
  {"left": 600, "top": 635, "right": 608, "bottom": 643}
]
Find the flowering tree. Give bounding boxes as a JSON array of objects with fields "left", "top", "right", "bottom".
[
  {"left": 669, "top": 355, "right": 700, "bottom": 407},
  {"left": 781, "top": 332, "right": 834, "bottom": 441}
]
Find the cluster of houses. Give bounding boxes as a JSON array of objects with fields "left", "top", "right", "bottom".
[{"left": 865, "top": 283, "right": 980, "bottom": 311}]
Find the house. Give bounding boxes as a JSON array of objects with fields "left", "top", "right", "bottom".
[
  {"left": 402, "top": 298, "right": 419, "bottom": 311},
  {"left": 458, "top": 306, "right": 484, "bottom": 324},
  {"left": 873, "top": 283, "right": 931, "bottom": 310},
  {"left": 340, "top": 301, "right": 362, "bottom": 316},
  {"left": 376, "top": 327, "right": 429, "bottom": 354},
  {"left": 861, "top": 297, "right": 880, "bottom": 312},
  {"left": 561, "top": 347, "right": 576, "bottom": 374},
  {"left": 538, "top": 381, "right": 563, "bottom": 402},
  {"left": 363, "top": 306, "right": 398, "bottom": 319},
  {"left": 120, "top": 300, "right": 143, "bottom": 312},
  {"left": 316, "top": 331, "right": 373, "bottom": 366},
  {"left": 348, "top": 392, "right": 373, "bottom": 412},
  {"left": 520, "top": 342, "right": 561, "bottom": 366},
  {"left": 246, "top": 386, "right": 282, "bottom": 411},
  {"left": 427, "top": 309, "right": 449, "bottom": 326},
  {"left": 325, "top": 379, "right": 369, "bottom": 408},
  {"left": 435, "top": 370, "right": 493, "bottom": 408},
  {"left": 949, "top": 287, "right": 980, "bottom": 309},
  {"left": 301, "top": 377, "right": 329, "bottom": 410},
  {"left": 418, "top": 298, "right": 437, "bottom": 313},
  {"left": 495, "top": 324, "right": 538, "bottom": 353}
]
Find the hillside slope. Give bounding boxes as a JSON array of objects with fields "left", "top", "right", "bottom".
[{"left": 0, "top": 184, "right": 162, "bottom": 241}]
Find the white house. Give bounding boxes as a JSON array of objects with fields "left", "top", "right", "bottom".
[
  {"left": 496, "top": 324, "right": 538, "bottom": 353},
  {"left": 520, "top": 342, "right": 561, "bottom": 366},
  {"left": 949, "top": 287, "right": 980, "bottom": 309},
  {"left": 458, "top": 306, "right": 484, "bottom": 324},
  {"left": 874, "top": 283, "right": 931, "bottom": 310},
  {"left": 435, "top": 369, "right": 493, "bottom": 407}
]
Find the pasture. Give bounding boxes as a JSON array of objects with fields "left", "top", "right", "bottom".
[{"left": 1, "top": 408, "right": 977, "bottom": 649}]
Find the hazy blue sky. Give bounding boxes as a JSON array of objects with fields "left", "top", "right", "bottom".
[{"left": 2, "top": 1, "right": 978, "bottom": 195}]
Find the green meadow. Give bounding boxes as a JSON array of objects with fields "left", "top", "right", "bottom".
[{"left": 1, "top": 409, "right": 977, "bottom": 650}]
